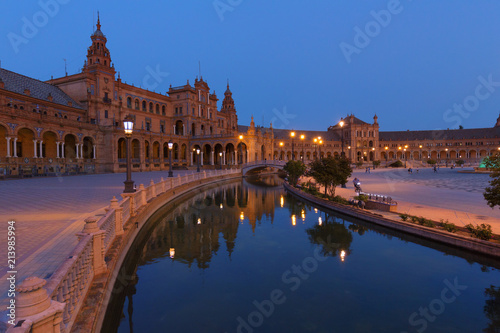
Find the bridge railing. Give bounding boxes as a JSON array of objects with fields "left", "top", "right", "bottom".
[
  {"left": 30, "top": 168, "right": 241, "bottom": 333},
  {"left": 242, "top": 160, "right": 286, "bottom": 167}
]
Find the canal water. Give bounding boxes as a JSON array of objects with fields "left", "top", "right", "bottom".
[{"left": 103, "top": 175, "right": 500, "bottom": 333}]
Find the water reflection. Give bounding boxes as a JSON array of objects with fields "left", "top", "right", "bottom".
[{"left": 103, "top": 175, "right": 500, "bottom": 333}]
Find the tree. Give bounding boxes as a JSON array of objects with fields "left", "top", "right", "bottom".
[
  {"left": 308, "top": 156, "right": 352, "bottom": 197},
  {"left": 372, "top": 160, "right": 381, "bottom": 169},
  {"left": 283, "top": 160, "right": 306, "bottom": 186},
  {"left": 483, "top": 155, "right": 500, "bottom": 208}
]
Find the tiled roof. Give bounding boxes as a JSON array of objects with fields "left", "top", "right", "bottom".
[
  {"left": 380, "top": 127, "right": 500, "bottom": 141},
  {"left": 0, "top": 68, "right": 84, "bottom": 109}
]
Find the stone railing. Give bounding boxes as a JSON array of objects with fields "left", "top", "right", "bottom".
[{"left": 6, "top": 168, "right": 240, "bottom": 333}]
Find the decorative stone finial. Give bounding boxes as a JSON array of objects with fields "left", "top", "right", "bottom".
[
  {"left": 17, "top": 277, "right": 51, "bottom": 318},
  {"left": 83, "top": 216, "right": 99, "bottom": 234}
]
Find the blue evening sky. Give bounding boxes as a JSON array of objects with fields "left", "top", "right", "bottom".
[{"left": 1, "top": 0, "right": 500, "bottom": 131}]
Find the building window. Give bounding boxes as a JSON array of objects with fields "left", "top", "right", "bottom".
[
  {"left": 127, "top": 97, "right": 132, "bottom": 108},
  {"left": 104, "top": 110, "right": 108, "bottom": 118},
  {"left": 179, "top": 107, "right": 183, "bottom": 114},
  {"left": 149, "top": 102, "right": 153, "bottom": 113},
  {"left": 135, "top": 99, "right": 139, "bottom": 110},
  {"left": 142, "top": 101, "right": 147, "bottom": 111},
  {"left": 156, "top": 104, "right": 160, "bottom": 114},
  {"left": 162, "top": 105, "right": 166, "bottom": 115}
]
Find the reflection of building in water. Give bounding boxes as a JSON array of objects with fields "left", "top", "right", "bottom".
[{"left": 137, "top": 177, "right": 282, "bottom": 268}]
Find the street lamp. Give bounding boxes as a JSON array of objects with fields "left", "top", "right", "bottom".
[
  {"left": 318, "top": 138, "right": 323, "bottom": 160},
  {"left": 384, "top": 146, "right": 389, "bottom": 167},
  {"left": 219, "top": 152, "right": 223, "bottom": 170},
  {"left": 196, "top": 148, "right": 201, "bottom": 172},
  {"left": 300, "top": 134, "right": 305, "bottom": 161},
  {"left": 339, "top": 120, "right": 345, "bottom": 157},
  {"left": 419, "top": 145, "right": 423, "bottom": 160},
  {"left": 313, "top": 138, "right": 318, "bottom": 160},
  {"left": 404, "top": 148, "right": 407, "bottom": 168},
  {"left": 279, "top": 141, "right": 284, "bottom": 160},
  {"left": 290, "top": 131, "right": 296, "bottom": 160},
  {"left": 445, "top": 148, "right": 449, "bottom": 167},
  {"left": 239, "top": 135, "right": 244, "bottom": 164},
  {"left": 123, "top": 115, "right": 135, "bottom": 193},
  {"left": 168, "top": 140, "right": 173, "bottom": 177}
]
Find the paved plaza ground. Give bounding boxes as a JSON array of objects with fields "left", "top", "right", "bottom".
[{"left": 0, "top": 166, "right": 499, "bottom": 308}]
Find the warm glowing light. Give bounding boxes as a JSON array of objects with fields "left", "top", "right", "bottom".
[
  {"left": 398, "top": 146, "right": 402, "bottom": 150},
  {"left": 340, "top": 250, "right": 346, "bottom": 262},
  {"left": 197, "top": 218, "right": 201, "bottom": 225},
  {"left": 169, "top": 248, "right": 175, "bottom": 258},
  {"left": 419, "top": 145, "right": 423, "bottom": 149},
  {"left": 279, "top": 142, "right": 284, "bottom": 147},
  {"left": 280, "top": 195, "right": 284, "bottom": 208},
  {"left": 385, "top": 146, "right": 388, "bottom": 150},
  {"left": 318, "top": 136, "right": 321, "bottom": 140},
  {"left": 220, "top": 203, "right": 223, "bottom": 209},
  {"left": 290, "top": 131, "right": 296, "bottom": 138},
  {"left": 123, "top": 115, "right": 134, "bottom": 136},
  {"left": 313, "top": 138, "right": 317, "bottom": 143},
  {"left": 300, "top": 134, "right": 305, "bottom": 140},
  {"left": 348, "top": 146, "right": 351, "bottom": 149},
  {"left": 291, "top": 215, "right": 296, "bottom": 226},
  {"left": 404, "top": 145, "right": 408, "bottom": 149},
  {"left": 318, "top": 217, "right": 322, "bottom": 225},
  {"left": 239, "top": 135, "right": 243, "bottom": 140},
  {"left": 240, "top": 212, "right": 244, "bottom": 220},
  {"left": 301, "top": 209, "right": 306, "bottom": 221},
  {"left": 319, "top": 140, "right": 323, "bottom": 145},
  {"left": 372, "top": 148, "right": 375, "bottom": 151},
  {"left": 339, "top": 120, "right": 344, "bottom": 127},
  {"left": 314, "top": 208, "right": 318, "bottom": 213}
]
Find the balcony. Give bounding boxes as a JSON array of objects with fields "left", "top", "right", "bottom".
[{"left": 102, "top": 97, "right": 112, "bottom": 104}]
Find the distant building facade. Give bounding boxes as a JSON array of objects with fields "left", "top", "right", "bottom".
[{"left": 0, "top": 17, "right": 499, "bottom": 177}]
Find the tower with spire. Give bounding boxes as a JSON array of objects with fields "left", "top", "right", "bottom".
[
  {"left": 221, "top": 81, "right": 238, "bottom": 133},
  {"left": 85, "top": 12, "right": 114, "bottom": 72}
]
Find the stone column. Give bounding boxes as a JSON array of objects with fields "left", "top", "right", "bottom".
[
  {"left": 234, "top": 151, "right": 237, "bottom": 165},
  {"left": 79, "top": 217, "right": 106, "bottom": 275},
  {"left": 8, "top": 277, "right": 65, "bottom": 333},
  {"left": 33, "top": 140, "right": 38, "bottom": 158},
  {"left": 56, "top": 142, "right": 60, "bottom": 158},
  {"left": 223, "top": 151, "right": 226, "bottom": 165},
  {"left": 201, "top": 152, "right": 204, "bottom": 166},
  {"left": 93, "top": 145, "right": 96, "bottom": 159},
  {"left": 6, "top": 137, "right": 11, "bottom": 157},
  {"left": 39, "top": 140, "right": 43, "bottom": 159},
  {"left": 75, "top": 144, "right": 79, "bottom": 159},
  {"left": 61, "top": 143, "right": 65, "bottom": 158},
  {"left": 80, "top": 144, "right": 84, "bottom": 159},
  {"left": 190, "top": 152, "right": 193, "bottom": 166},
  {"left": 109, "top": 197, "right": 124, "bottom": 236},
  {"left": 13, "top": 138, "right": 18, "bottom": 157},
  {"left": 211, "top": 151, "right": 214, "bottom": 165}
]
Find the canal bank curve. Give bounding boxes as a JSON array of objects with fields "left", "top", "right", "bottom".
[
  {"left": 241, "top": 160, "right": 286, "bottom": 176},
  {"left": 283, "top": 182, "right": 500, "bottom": 259}
]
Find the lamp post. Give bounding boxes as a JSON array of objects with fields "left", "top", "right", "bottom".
[
  {"left": 219, "top": 152, "right": 223, "bottom": 170},
  {"left": 318, "top": 138, "right": 323, "bottom": 160},
  {"left": 196, "top": 148, "right": 201, "bottom": 172},
  {"left": 445, "top": 148, "right": 449, "bottom": 167},
  {"left": 300, "top": 134, "right": 305, "bottom": 161},
  {"left": 404, "top": 148, "right": 407, "bottom": 168},
  {"left": 348, "top": 146, "right": 351, "bottom": 162},
  {"left": 168, "top": 140, "right": 173, "bottom": 177},
  {"left": 279, "top": 141, "right": 284, "bottom": 161},
  {"left": 339, "top": 120, "right": 345, "bottom": 157},
  {"left": 384, "top": 146, "right": 388, "bottom": 167},
  {"left": 313, "top": 138, "right": 318, "bottom": 160},
  {"left": 239, "top": 135, "right": 244, "bottom": 164},
  {"left": 290, "top": 131, "right": 296, "bottom": 160},
  {"left": 123, "top": 115, "right": 135, "bottom": 193},
  {"left": 419, "top": 145, "right": 423, "bottom": 161}
]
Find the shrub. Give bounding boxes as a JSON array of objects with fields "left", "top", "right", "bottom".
[
  {"left": 427, "top": 159, "right": 437, "bottom": 165},
  {"left": 399, "top": 213, "right": 409, "bottom": 221},
  {"left": 440, "top": 219, "right": 457, "bottom": 233},
  {"left": 422, "top": 219, "right": 435, "bottom": 228},
  {"left": 456, "top": 159, "right": 465, "bottom": 166},
  {"left": 465, "top": 223, "right": 493, "bottom": 241},
  {"left": 410, "top": 215, "right": 420, "bottom": 224},
  {"left": 354, "top": 194, "right": 368, "bottom": 202},
  {"left": 389, "top": 160, "right": 403, "bottom": 168},
  {"left": 355, "top": 161, "right": 364, "bottom": 168},
  {"left": 331, "top": 195, "right": 349, "bottom": 204}
]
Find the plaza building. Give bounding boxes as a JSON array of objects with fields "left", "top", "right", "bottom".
[{"left": 1, "top": 17, "right": 499, "bottom": 177}]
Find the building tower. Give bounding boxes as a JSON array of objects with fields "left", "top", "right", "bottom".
[{"left": 222, "top": 82, "right": 238, "bottom": 133}]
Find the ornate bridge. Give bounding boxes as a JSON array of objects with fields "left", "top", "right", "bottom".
[{"left": 241, "top": 160, "right": 286, "bottom": 176}]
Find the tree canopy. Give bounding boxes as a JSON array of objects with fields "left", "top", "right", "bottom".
[
  {"left": 483, "top": 155, "right": 500, "bottom": 209},
  {"left": 283, "top": 160, "right": 306, "bottom": 186},
  {"left": 308, "top": 156, "right": 352, "bottom": 197}
]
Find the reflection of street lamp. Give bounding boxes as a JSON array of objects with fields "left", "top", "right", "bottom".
[
  {"left": 291, "top": 214, "right": 296, "bottom": 226},
  {"left": 219, "top": 152, "right": 223, "bottom": 170},
  {"left": 196, "top": 148, "right": 200, "bottom": 172},
  {"left": 339, "top": 120, "right": 345, "bottom": 157},
  {"left": 123, "top": 115, "right": 135, "bottom": 193},
  {"left": 168, "top": 140, "right": 173, "bottom": 177},
  {"left": 291, "top": 131, "right": 296, "bottom": 160},
  {"left": 300, "top": 134, "right": 305, "bottom": 161},
  {"left": 340, "top": 250, "right": 346, "bottom": 262}
]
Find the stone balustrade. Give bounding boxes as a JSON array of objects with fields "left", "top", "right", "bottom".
[{"left": 6, "top": 168, "right": 241, "bottom": 333}]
